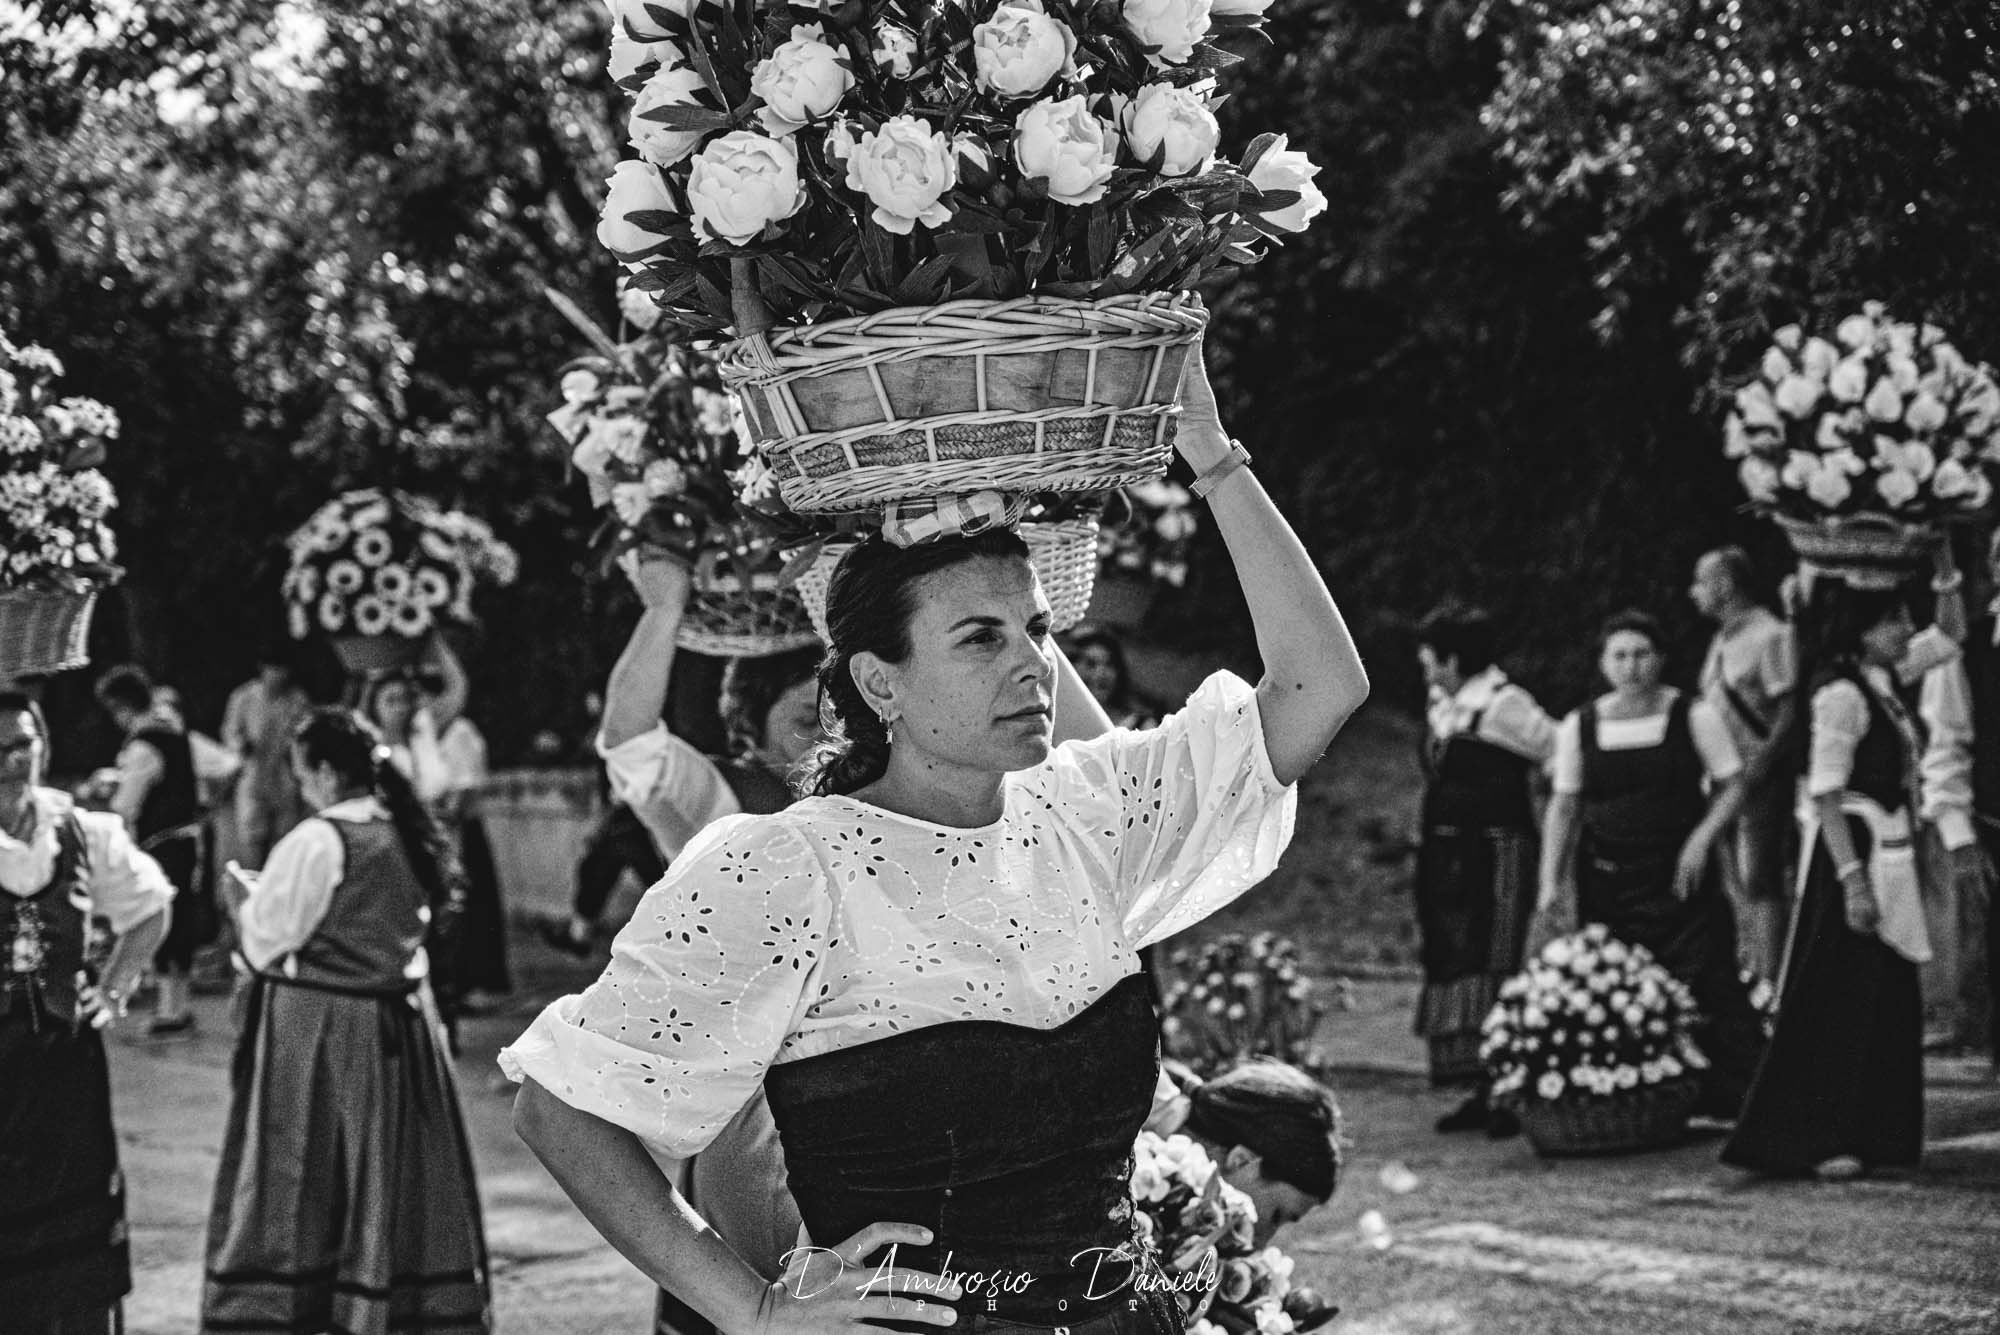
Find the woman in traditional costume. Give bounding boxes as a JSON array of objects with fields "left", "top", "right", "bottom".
[
  {"left": 501, "top": 346, "right": 1367, "bottom": 1335},
  {"left": 0, "top": 691, "right": 174, "bottom": 1335},
  {"left": 203, "top": 708, "right": 489, "bottom": 1334}
]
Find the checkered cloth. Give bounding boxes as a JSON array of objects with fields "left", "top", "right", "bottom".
[{"left": 880, "top": 490, "right": 1027, "bottom": 547}]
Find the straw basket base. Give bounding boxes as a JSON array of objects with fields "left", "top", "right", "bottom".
[
  {"left": 792, "top": 518, "right": 1101, "bottom": 641},
  {"left": 1515, "top": 1077, "right": 1701, "bottom": 1158},
  {"left": 677, "top": 570, "right": 821, "bottom": 658},
  {"left": 0, "top": 587, "right": 98, "bottom": 677},
  {"left": 331, "top": 633, "right": 425, "bottom": 676},
  {"left": 723, "top": 293, "right": 1206, "bottom": 516},
  {"left": 1774, "top": 514, "right": 1937, "bottom": 591}
]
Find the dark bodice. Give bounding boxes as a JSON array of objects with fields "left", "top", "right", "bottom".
[
  {"left": 1811, "top": 665, "right": 1918, "bottom": 814},
  {"left": 1578, "top": 696, "right": 1706, "bottom": 852},
  {"left": 0, "top": 812, "right": 91, "bottom": 1028},
  {"left": 1422, "top": 726, "right": 1536, "bottom": 830},
  {"left": 761, "top": 972, "right": 1159, "bottom": 1323},
  {"left": 285, "top": 818, "right": 429, "bottom": 993},
  {"left": 130, "top": 723, "right": 198, "bottom": 844}
]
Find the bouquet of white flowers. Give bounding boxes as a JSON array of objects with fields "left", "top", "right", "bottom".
[
  {"left": 1726, "top": 305, "right": 2000, "bottom": 585},
  {"left": 284, "top": 489, "right": 519, "bottom": 673},
  {"left": 1127, "top": 1131, "right": 1332, "bottom": 1335},
  {"left": 0, "top": 327, "right": 122, "bottom": 675},
  {"left": 1159, "top": 932, "right": 1335, "bottom": 1080},
  {"left": 1481, "top": 924, "right": 1707, "bottom": 1156}
]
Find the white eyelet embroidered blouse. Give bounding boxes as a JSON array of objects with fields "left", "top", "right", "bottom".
[{"left": 499, "top": 671, "right": 1296, "bottom": 1159}]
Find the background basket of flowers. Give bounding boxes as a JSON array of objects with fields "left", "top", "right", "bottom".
[
  {"left": 1481, "top": 924, "right": 1707, "bottom": 1158},
  {"left": 598, "top": 0, "right": 1327, "bottom": 513},
  {"left": 1091, "top": 474, "right": 1197, "bottom": 623},
  {"left": 1128, "top": 1131, "right": 1335, "bottom": 1335},
  {"left": 283, "top": 488, "right": 520, "bottom": 675},
  {"left": 547, "top": 298, "right": 818, "bottom": 657},
  {"left": 0, "top": 327, "right": 122, "bottom": 677},
  {"left": 1725, "top": 303, "right": 2000, "bottom": 588},
  {"left": 1158, "top": 932, "right": 1336, "bottom": 1080}
]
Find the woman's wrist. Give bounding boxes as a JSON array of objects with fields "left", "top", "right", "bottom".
[{"left": 1175, "top": 417, "right": 1233, "bottom": 471}]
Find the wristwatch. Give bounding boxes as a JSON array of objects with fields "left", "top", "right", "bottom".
[{"left": 1189, "top": 438, "right": 1252, "bottom": 500}]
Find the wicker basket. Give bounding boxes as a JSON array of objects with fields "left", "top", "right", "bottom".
[
  {"left": 720, "top": 293, "right": 1207, "bottom": 514},
  {"left": 677, "top": 568, "right": 822, "bottom": 658},
  {"left": 0, "top": 587, "right": 98, "bottom": 677},
  {"left": 792, "top": 518, "right": 1102, "bottom": 641},
  {"left": 1515, "top": 1076, "right": 1701, "bottom": 1158},
  {"left": 331, "top": 633, "right": 426, "bottom": 676},
  {"left": 1774, "top": 513, "right": 1938, "bottom": 591}
]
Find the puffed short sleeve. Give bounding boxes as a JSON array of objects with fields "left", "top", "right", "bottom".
[
  {"left": 498, "top": 813, "right": 829, "bottom": 1157},
  {"left": 1033, "top": 671, "right": 1296, "bottom": 950}
]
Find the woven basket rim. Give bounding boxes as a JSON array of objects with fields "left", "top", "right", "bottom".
[{"left": 727, "top": 291, "right": 1207, "bottom": 362}]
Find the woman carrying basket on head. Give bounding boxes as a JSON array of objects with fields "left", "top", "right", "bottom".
[{"left": 500, "top": 343, "right": 1367, "bottom": 1335}]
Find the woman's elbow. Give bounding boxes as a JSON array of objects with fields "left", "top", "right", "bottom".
[{"left": 511, "top": 1078, "right": 564, "bottom": 1157}]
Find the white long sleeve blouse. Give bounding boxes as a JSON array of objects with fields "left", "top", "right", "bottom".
[
  {"left": 236, "top": 797, "right": 425, "bottom": 979},
  {"left": 0, "top": 789, "right": 174, "bottom": 932},
  {"left": 500, "top": 671, "right": 1296, "bottom": 1158}
]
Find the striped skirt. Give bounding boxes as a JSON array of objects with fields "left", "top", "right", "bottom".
[{"left": 202, "top": 975, "right": 490, "bottom": 1334}]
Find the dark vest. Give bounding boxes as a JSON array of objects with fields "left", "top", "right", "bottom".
[
  {"left": 716, "top": 757, "right": 793, "bottom": 817},
  {"left": 130, "top": 721, "right": 198, "bottom": 845},
  {"left": 762, "top": 973, "right": 1160, "bottom": 1324},
  {"left": 0, "top": 808, "right": 92, "bottom": 1029},
  {"left": 1812, "top": 664, "right": 1919, "bottom": 815},
  {"left": 1577, "top": 694, "right": 1708, "bottom": 855},
  {"left": 282, "top": 817, "right": 429, "bottom": 994},
  {"left": 1421, "top": 718, "right": 1536, "bottom": 831}
]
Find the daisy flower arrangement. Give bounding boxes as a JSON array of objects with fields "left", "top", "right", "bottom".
[
  {"left": 1159, "top": 932, "right": 1335, "bottom": 1079},
  {"left": 1480, "top": 924, "right": 1706, "bottom": 1108},
  {"left": 283, "top": 489, "right": 518, "bottom": 644},
  {"left": 0, "top": 327, "right": 122, "bottom": 591},
  {"left": 1726, "top": 304, "right": 2000, "bottom": 521}
]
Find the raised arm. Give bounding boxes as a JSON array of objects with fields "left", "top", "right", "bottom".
[
  {"left": 601, "top": 554, "right": 692, "bottom": 753},
  {"left": 1049, "top": 641, "right": 1115, "bottom": 746},
  {"left": 424, "top": 633, "right": 471, "bottom": 733},
  {"left": 1174, "top": 344, "right": 1366, "bottom": 785}
]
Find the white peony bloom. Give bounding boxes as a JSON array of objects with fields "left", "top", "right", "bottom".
[
  {"left": 611, "top": 481, "right": 654, "bottom": 526},
  {"left": 1865, "top": 378, "right": 1904, "bottom": 423},
  {"left": 597, "top": 160, "right": 679, "bottom": 256},
  {"left": 1122, "top": 0, "right": 1213, "bottom": 66},
  {"left": 1760, "top": 347, "right": 1792, "bottom": 383},
  {"left": 629, "top": 63, "right": 712, "bottom": 167},
  {"left": 1836, "top": 311, "right": 1876, "bottom": 350},
  {"left": 1013, "top": 95, "right": 1118, "bottom": 205},
  {"left": 1828, "top": 355, "right": 1869, "bottom": 403},
  {"left": 974, "top": 0, "right": 1076, "bottom": 99},
  {"left": 1905, "top": 392, "right": 1948, "bottom": 434},
  {"left": 618, "top": 281, "right": 663, "bottom": 331},
  {"left": 1247, "top": 135, "right": 1329, "bottom": 233},
  {"left": 561, "top": 369, "right": 603, "bottom": 404},
  {"left": 1888, "top": 354, "right": 1920, "bottom": 394},
  {"left": 843, "top": 115, "right": 958, "bottom": 234},
  {"left": 1116, "top": 82, "right": 1219, "bottom": 177},
  {"left": 1816, "top": 411, "right": 1852, "bottom": 452},
  {"left": 1876, "top": 437, "right": 1935, "bottom": 481},
  {"left": 1774, "top": 374, "right": 1821, "bottom": 419},
  {"left": 1877, "top": 467, "right": 1920, "bottom": 508},
  {"left": 609, "top": 31, "right": 675, "bottom": 86},
  {"left": 1808, "top": 456, "right": 1856, "bottom": 508},
  {"left": 871, "top": 23, "right": 918, "bottom": 77},
  {"left": 1734, "top": 380, "right": 1781, "bottom": 430},
  {"left": 607, "top": 0, "right": 710, "bottom": 40},
  {"left": 1738, "top": 457, "right": 1779, "bottom": 502},
  {"left": 1771, "top": 323, "right": 1802, "bottom": 351},
  {"left": 750, "top": 32, "right": 854, "bottom": 135},
  {"left": 1801, "top": 336, "right": 1839, "bottom": 381},
  {"left": 686, "top": 132, "right": 806, "bottom": 244}
]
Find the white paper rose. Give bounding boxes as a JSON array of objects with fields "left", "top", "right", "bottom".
[
  {"left": 974, "top": 0, "right": 1076, "bottom": 99},
  {"left": 596, "top": 160, "right": 678, "bottom": 256},
  {"left": 1116, "top": 82, "right": 1219, "bottom": 177},
  {"left": 1759, "top": 347, "right": 1791, "bottom": 383},
  {"left": 1865, "top": 378, "right": 1904, "bottom": 423},
  {"left": 1815, "top": 412, "right": 1851, "bottom": 452},
  {"left": 1932, "top": 459, "right": 1993, "bottom": 506},
  {"left": 844, "top": 115, "right": 958, "bottom": 235},
  {"left": 1734, "top": 380, "right": 1780, "bottom": 431},
  {"left": 1123, "top": 0, "right": 1213, "bottom": 67},
  {"left": 628, "top": 63, "right": 711, "bottom": 167},
  {"left": 686, "top": 132, "right": 806, "bottom": 245},
  {"left": 1905, "top": 392, "right": 1948, "bottom": 435},
  {"left": 750, "top": 32, "right": 853, "bottom": 135},
  {"left": 609, "top": 0, "right": 708, "bottom": 40},
  {"left": 871, "top": 23, "right": 917, "bottom": 77},
  {"left": 1836, "top": 311, "right": 1876, "bottom": 350},
  {"left": 1801, "top": 336, "right": 1839, "bottom": 381},
  {"left": 643, "top": 458, "right": 687, "bottom": 498},
  {"left": 1738, "top": 456, "right": 1779, "bottom": 503},
  {"left": 611, "top": 482, "right": 653, "bottom": 526},
  {"left": 1014, "top": 95, "right": 1118, "bottom": 205},
  {"left": 1248, "top": 135, "right": 1329, "bottom": 233},
  {"left": 1875, "top": 467, "right": 1919, "bottom": 507},
  {"left": 1876, "top": 437, "right": 1935, "bottom": 482},
  {"left": 1888, "top": 355, "right": 1921, "bottom": 394}
]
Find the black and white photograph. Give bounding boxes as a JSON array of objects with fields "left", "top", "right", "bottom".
[{"left": 2, "top": 0, "right": 1997, "bottom": 1331}]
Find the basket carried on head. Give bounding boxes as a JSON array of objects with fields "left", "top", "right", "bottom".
[
  {"left": 677, "top": 567, "right": 822, "bottom": 658},
  {"left": 720, "top": 293, "right": 1207, "bottom": 515},
  {"left": 1515, "top": 1076, "right": 1701, "bottom": 1158},
  {"left": 331, "top": 633, "right": 426, "bottom": 677},
  {"left": 1774, "top": 513, "right": 1938, "bottom": 591},
  {"left": 791, "top": 517, "right": 1102, "bottom": 642},
  {"left": 0, "top": 587, "right": 98, "bottom": 677}
]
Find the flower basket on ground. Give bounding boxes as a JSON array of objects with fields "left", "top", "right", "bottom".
[
  {"left": 1725, "top": 304, "right": 2000, "bottom": 588},
  {"left": 597, "top": 0, "right": 1329, "bottom": 511},
  {"left": 1482, "top": 924, "right": 1708, "bottom": 1158},
  {"left": 1158, "top": 932, "right": 1336, "bottom": 1080},
  {"left": 284, "top": 489, "right": 519, "bottom": 675},
  {"left": 547, "top": 294, "right": 818, "bottom": 657},
  {"left": 1128, "top": 1131, "right": 1334, "bottom": 1335},
  {"left": 0, "top": 328, "right": 123, "bottom": 677}
]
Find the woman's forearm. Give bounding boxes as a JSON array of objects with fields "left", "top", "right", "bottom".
[
  {"left": 602, "top": 606, "right": 684, "bottom": 753},
  {"left": 427, "top": 634, "right": 470, "bottom": 731},
  {"left": 1179, "top": 424, "right": 1366, "bottom": 785},
  {"left": 1539, "top": 794, "right": 1580, "bottom": 902},
  {"left": 513, "top": 1079, "right": 771, "bottom": 1332},
  {"left": 103, "top": 910, "right": 168, "bottom": 999},
  {"left": 1812, "top": 793, "right": 1864, "bottom": 873}
]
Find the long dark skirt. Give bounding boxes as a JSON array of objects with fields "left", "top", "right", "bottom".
[
  {"left": 1722, "top": 837, "right": 1923, "bottom": 1175},
  {"left": 1414, "top": 824, "right": 1536, "bottom": 1086},
  {"left": 0, "top": 1000, "right": 130, "bottom": 1331},
  {"left": 1577, "top": 835, "right": 1768, "bottom": 1114},
  {"left": 203, "top": 976, "right": 491, "bottom": 1334}
]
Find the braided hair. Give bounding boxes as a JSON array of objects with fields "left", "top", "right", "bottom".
[
  {"left": 1183, "top": 1058, "right": 1344, "bottom": 1201},
  {"left": 799, "top": 528, "right": 1033, "bottom": 797},
  {"left": 292, "top": 707, "right": 466, "bottom": 943}
]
